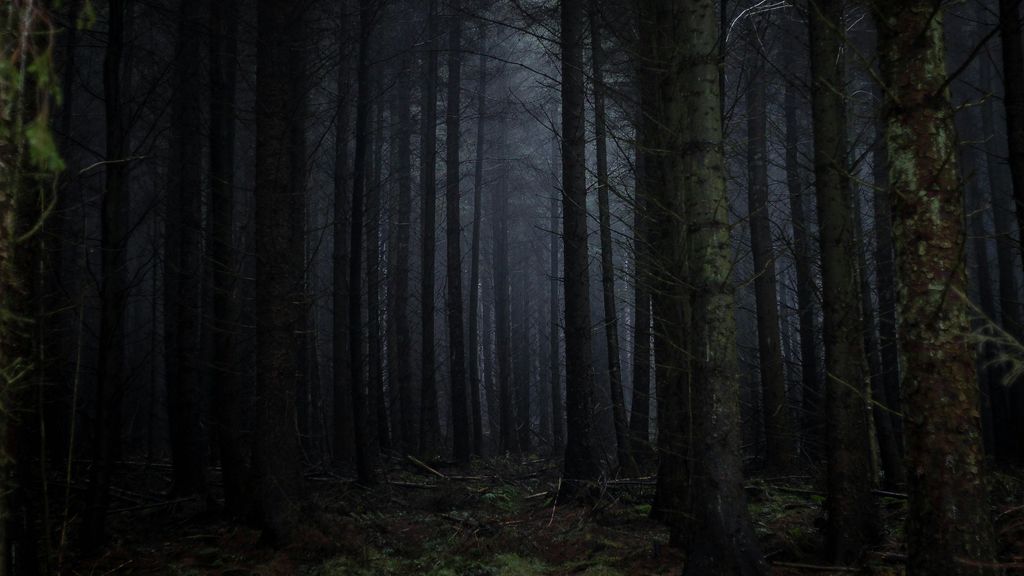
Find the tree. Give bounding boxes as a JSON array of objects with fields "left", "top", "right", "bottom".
[
  {"left": 446, "top": 0, "right": 470, "bottom": 463},
  {"left": 665, "top": 1, "right": 767, "bottom": 572},
  {"left": 560, "top": 0, "right": 600, "bottom": 487},
  {"left": 350, "top": 0, "right": 379, "bottom": 484},
  {"left": 548, "top": 136, "right": 564, "bottom": 452},
  {"left": 874, "top": 2, "right": 999, "bottom": 572},
  {"left": 85, "top": 0, "right": 129, "bottom": 546},
  {"left": 208, "top": 0, "right": 250, "bottom": 516},
  {"left": 782, "top": 13, "right": 821, "bottom": 455},
  {"left": 807, "top": 0, "right": 875, "bottom": 561},
  {"left": 492, "top": 70, "right": 515, "bottom": 454},
  {"left": 165, "top": 0, "right": 207, "bottom": 497},
  {"left": 468, "top": 24, "right": 487, "bottom": 455},
  {"left": 420, "top": 0, "right": 442, "bottom": 456},
  {"left": 589, "top": 0, "right": 631, "bottom": 473},
  {"left": 251, "top": 0, "right": 306, "bottom": 541},
  {"left": 745, "top": 26, "right": 796, "bottom": 470}
]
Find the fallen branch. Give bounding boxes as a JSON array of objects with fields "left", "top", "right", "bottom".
[
  {"left": 770, "top": 561, "right": 858, "bottom": 572},
  {"left": 406, "top": 455, "right": 448, "bottom": 480}
]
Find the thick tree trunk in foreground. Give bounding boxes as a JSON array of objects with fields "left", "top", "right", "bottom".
[
  {"left": 876, "top": 3, "right": 998, "bottom": 573},
  {"left": 745, "top": 47, "right": 796, "bottom": 471},
  {"left": 252, "top": 0, "right": 306, "bottom": 542},
  {"left": 446, "top": 1, "right": 470, "bottom": 463},
  {"left": 668, "top": 1, "right": 767, "bottom": 573},
  {"left": 166, "top": 0, "right": 207, "bottom": 497},
  {"left": 560, "top": 0, "right": 600, "bottom": 487},
  {"left": 208, "top": 0, "right": 250, "bottom": 516},
  {"left": 492, "top": 74, "right": 515, "bottom": 454},
  {"left": 419, "top": 0, "right": 442, "bottom": 456},
  {"left": 808, "top": 0, "right": 875, "bottom": 561},
  {"left": 590, "top": 0, "right": 631, "bottom": 473}
]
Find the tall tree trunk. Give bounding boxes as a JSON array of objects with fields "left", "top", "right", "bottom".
[
  {"left": 514, "top": 268, "right": 532, "bottom": 452},
  {"left": 875, "top": 3, "right": 999, "bottom": 573},
  {"left": 165, "top": 0, "right": 207, "bottom": 497},
  {"left": 628, "top": 149, "right": 651, "bottom": 460},
  {"left": 589, "top": 0, "right": 631, "bottom": 473},
  {"left": 350, "top": 0, "right": 379, "bottom": 484},
  {"left": 852, "top": 184, "right": 903, "bottom": 487},
  {"left": 492, "top": 73, "right": 515, "bottom": 454},
  {"left": 419, "top": 0, "right": 442, "bottom": 456},
  {"left": 980, "top": 53, "right": 1022, "bottom": 461},
  {"left": 559, "top": 0, "right": 600, "bottom": 487},
  {"left": 1000, "top": 0, "right": 1024, "bottom": 292},
  {"left": 251, "top": 0, "right": 305, "bottom": 542},
  {"left": 549, "top": 137, "right": 564, "bottom": 452},
  {"left": 208, "top": 0, "right": 250, "bottom": 516},
  {"left": 868, "top": 16, "right": 904, "bottom": 466},
  {"left": 369, "top": 77, "right": 388, "bottom": 452},
  {"left": 468, "top": 26, "right": 487, "bottom": 455},
  {"left": 782, "top": 40, "right": 821, "bottom": 458},
  {"left": 85, "top": 0, "right": 128, "bottom": 546},
  {"left": 388, "top": 29, "right": 415, "bottom": 455},
  {"left": 808, "top": 0, "right": 875, "bottom": 561},
  {"left": 446, "top": 1, "right": 470, "bottom": 463},
  {"left": 745, "top": 40, "right": 796, "bottom": 471},
  {"left": 333, "top": 3, "right": 355, "bottom": 468},
  {"left": 667, "top": 1, "right": 767, "bottom": 573}
]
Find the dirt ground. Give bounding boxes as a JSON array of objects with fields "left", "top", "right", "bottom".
[{"left": 63, "top": 456, "right": 1024, "bottom": 575}]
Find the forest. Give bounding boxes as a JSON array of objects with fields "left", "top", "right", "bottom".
[{"left": 3, "top": 0, "right": 1024, "bottom": 574}]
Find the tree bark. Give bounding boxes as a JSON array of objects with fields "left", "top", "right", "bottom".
[
  {"left": 589, "top": 0, "right": 632, "bottom": 473},
  {"left": 808, "top": 0, "right": 876, "bottom": 561},
  {"left": 251, "top": 0, "right": 306, "bottom": 542},
  {"left": 165, "top": 0, "right": 207, "bottom": 497},
  {"left": 875, "top": 3, "right": 999, "bottom": 573},
  {"left": 85, "top": 0, "right": 128, "bottom": 546},
  {"left": 549, "top": 137, "right": 564, "bottom": 453},
  {"left": 208, "top": 0, "right": 250, "bottom": 516},
  {"left": 468, "top": 25, "right": 487, "bottom": 456},
  {"left": 419, "top": 0, "right": 442, "bottom": 456},
  {"left": 446, "top": 1, "right": 470, "bottom": 463},
  {"left": 745, "top": 41, "right": 796, "bottom": 471},
  {"left": 350, "top": 0, "right": 379, "bottom": 484},
  {"left": 492, "top": 72, "right": 515, "bottom": 454},
  {"left": 559, "top": 0, "right": 600, "bottom": 487}
]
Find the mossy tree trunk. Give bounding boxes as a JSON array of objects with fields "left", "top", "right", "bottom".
[{"left": 875, "top": 2, "right": 999, "bottom": 573}]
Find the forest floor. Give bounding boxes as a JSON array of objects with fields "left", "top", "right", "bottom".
[{"left": 65, "top": 455, "right": 1024, "bottom": 575}]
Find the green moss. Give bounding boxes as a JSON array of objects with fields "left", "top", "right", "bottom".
[{"left": 492, "top": 553, "right": 547, "bottom": 576}]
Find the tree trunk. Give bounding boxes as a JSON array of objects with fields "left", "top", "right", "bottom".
[
  {"left": 559, "top": 0, "right": 600, "bottom": 487},
  {"left": 549, "top": 137, "right": 564, "bottom": 453},
  {"left": 514, "top": 268, "right": 532, "bottom": 452},
  {"left": 388, "top": 26, "right": 415, "bottom": 455},
  {"left": 628, "top": 151, "right": 651, "bottom": 460},
  {"left": 468, "top": 25, "right": 487, "bottom": 456},
  {"left": 876, "top": 3, "right": 999, "bottom": 573},
  {"left": 980, "top": 52, "right": 1023, "bottom": 462},
  {"left": 782, "top": 44, "right": 821, "bottom": 458},
  {"left": 446, "top": 1, "right": 470, "bottom": 463},
  {"left": 85, "top": 0, "right": 128, "bottom": 546},
  {"left": 419, "top": 0, "right": 442, "bottom": 456},
  {"left": 350, "top": 0, "right": 379, "bottom": 484},
  {"left": 208, "top": 0, "right": 250, "bottom": 517},
  {"left": 745, "top": 42, "right": 796, "bottom": 471},
  {"left": 333, "top": 4, "right": 355, "bottom": 468},
  {"left": 492, "top": 73, "right": 515, "bottom": 454},
  {"left": 251, "top": 0, "right": 306, "bottom": 542},
  {"left": 165, "top": 0, "right": 207, "bottom": 497},
  {"left": 589, "top": 0, "right": 631, "bottom": 473},
  {"left": 369, "top": 81, "right": 389, "bottom": 452},
  {"left": 808, "top": 0, "right": 875, "bottom": 561}
]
